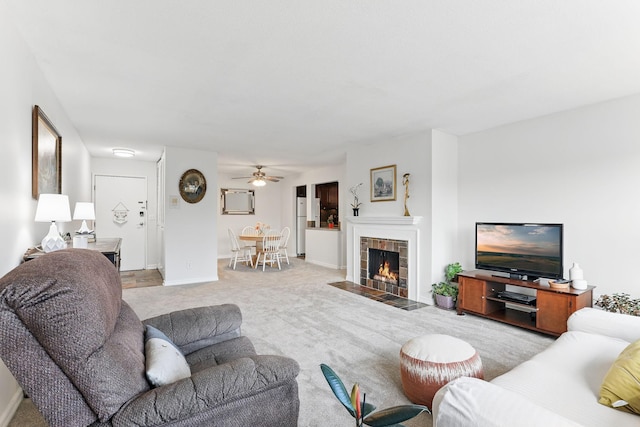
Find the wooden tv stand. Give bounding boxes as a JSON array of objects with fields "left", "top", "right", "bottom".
[{"left": 457, "top": 270, "right": 594, "bottom": 336}]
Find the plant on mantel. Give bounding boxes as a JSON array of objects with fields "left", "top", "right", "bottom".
[
  {"left": 350, "top": 183, "right": 363, "bottom": 213},
  {"left": 595, "top": 293, "right": 640, "bottom": 316},
  {"left": 320, "top": 364, "right": 429, "bottom": 427}
]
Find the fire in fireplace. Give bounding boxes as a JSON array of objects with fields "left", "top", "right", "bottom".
[
  {"left": 368, "top": 248, "right": 400, "bottom": 285},
  {"left": 359, "top": 236, "right": 409, "bottom": 298}
]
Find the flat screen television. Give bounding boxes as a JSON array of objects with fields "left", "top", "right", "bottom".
[{"left": 475, "top": 222, "right": 563, "bottom": 280}]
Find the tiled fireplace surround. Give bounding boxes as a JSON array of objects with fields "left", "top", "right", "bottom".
[
  {"left": 347, "top": 216, "right": 422, "bottom": 301},
  {"left": 361, "top": 237, "right": 408, "bottom": 297}
]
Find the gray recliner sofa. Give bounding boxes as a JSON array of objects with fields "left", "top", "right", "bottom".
[{"left": 0, "top": 249, "right": 300, "bottom": 427}]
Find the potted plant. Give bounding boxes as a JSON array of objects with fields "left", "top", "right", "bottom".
[
  {"left": 444, "top": 262, "right": 463, "bottom": 283},
  {"left": 328, "top": 214, "right": 335, "bottom": 228},
  {"left": 320, "top": 364, "right": 429, "bottom": 426},
  {"left": 595, "top": 293, "right": 640, "bottom": 316},
  {"left": 350, "top": 183, "right": 363, "bottom": 216},
  {"left": 432, "top": 262, "right": 463, "bottom": 310}
]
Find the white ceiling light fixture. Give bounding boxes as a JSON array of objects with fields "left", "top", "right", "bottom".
[
  {"left": 112, "top": 148, "right": 135, "bottom": 158},
  {"left": 252, "top": 178, "right": 266, "bottom": 187}
]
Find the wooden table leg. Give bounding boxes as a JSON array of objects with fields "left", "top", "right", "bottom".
[{"left": 253, "top": 241, "right": 264, "bottom": 269}]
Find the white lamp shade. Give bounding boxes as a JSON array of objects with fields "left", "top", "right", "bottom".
[
  {"left": 252, "top": 179, "right": 266, "bottom": 187},
  {"left": 35, "top": 194, "right": 71, "bottom": 222},
  {"left": 73, "top": 202, "right": 96, "bottom": 220}
]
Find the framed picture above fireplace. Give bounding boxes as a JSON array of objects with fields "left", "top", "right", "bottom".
[{"left": 370, "top": 164, "right": 396, "bottom": 202}]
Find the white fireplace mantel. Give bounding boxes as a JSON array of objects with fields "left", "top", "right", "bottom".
[
  {"left": 346, "top": 216, "right": 423, "bottom": 301},
  {"left": 347, "top": 216, "right": 423, "bottom": 225}
]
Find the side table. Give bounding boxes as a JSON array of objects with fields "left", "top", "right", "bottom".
[{"left": 23, "top": 238, "right": 122, "bottom": 271}]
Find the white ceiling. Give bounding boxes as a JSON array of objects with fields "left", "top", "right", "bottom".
[{"left": 6, "top": 1, "right": 640, "bottom": 176}]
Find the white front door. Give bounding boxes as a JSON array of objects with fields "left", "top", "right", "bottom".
[{"left": 94, "top": 175, "right": 147, "bottom": 271}]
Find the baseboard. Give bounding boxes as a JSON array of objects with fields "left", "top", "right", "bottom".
[
  {"left": 305, "top": 259, "right": 341, "bottom": 269},
  {"left": 146, "top": 263, "right": 158, "bottom": 269},
  {"left": 0, "top": 387, "right": 23, "bottom": 427},
  {"left": 162, "top": 275, "right": 219, "bottom": 286}
]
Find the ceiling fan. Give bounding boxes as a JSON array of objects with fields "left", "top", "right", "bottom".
[{"left": 232, "top": 165, "right": 284, "bottom": 187}]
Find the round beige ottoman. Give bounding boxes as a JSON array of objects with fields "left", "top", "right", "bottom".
[{"left": 400, "top": 334, "right": 483, "bottom": 409}]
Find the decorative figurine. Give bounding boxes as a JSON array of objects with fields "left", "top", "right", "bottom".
[{"left": 403, "top": 173, "right": 410, "bottom": 216}]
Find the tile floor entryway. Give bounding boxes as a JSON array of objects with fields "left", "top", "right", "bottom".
[
  {"left": 120, "top": 269, "right": 162, "bottom": 289},
  {"left": 328, "top": 281, "right": 428, "bottom": 311}
]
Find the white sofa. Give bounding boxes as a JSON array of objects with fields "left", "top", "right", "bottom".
[{"left": 432, "top": 308, "right": 640, "bottom": 427}]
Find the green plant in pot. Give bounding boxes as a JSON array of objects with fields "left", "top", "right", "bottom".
[
  {"left": 320, "top": 364, "right": 429, "bottom": 426},
  {"left": 432, "top": 262, "right": 462, "bottom": 310}
]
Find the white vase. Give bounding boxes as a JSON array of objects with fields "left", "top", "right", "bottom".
[
  {"left": 569, "top": 263, "right": 583, "bottom": 281},
  {"left": 572, "top": 279, "right": 588, "bottom": 290}
]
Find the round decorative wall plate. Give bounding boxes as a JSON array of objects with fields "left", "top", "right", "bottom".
[{"left": 179, "top": 169, "right": 206, "bottom": 203}]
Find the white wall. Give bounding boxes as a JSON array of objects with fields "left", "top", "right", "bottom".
[
  {"left": 0, "top": 4, "right": 92, "bottom": 424},
  {"left": 162, "top": 146, "right": 218, "bottom": 285},
  {"left": 431, "top": 130, "right": 459, "bottom": 283},
  {"left": 217, "top": 173, "right": 283, "bottom": 259},
  {"left": 306, "top": 229, "right": 344, "bottom": 268},
  {"left": 91, "top": 157, "right": 159, "bottom": 268},
  {"left": 345, "top": 132, "right": 438, "bottom": 302},
  {"left": 458, "top": 93, "right": 640, "bottom": 298}
]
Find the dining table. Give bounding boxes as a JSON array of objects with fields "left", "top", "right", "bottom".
[{"left": 239, "top": 233, "right": 280, "bottom": 269}]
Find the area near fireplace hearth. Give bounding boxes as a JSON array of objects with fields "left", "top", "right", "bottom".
[{"left": 346, "top": 216, "right": 423, "bottom": 302}]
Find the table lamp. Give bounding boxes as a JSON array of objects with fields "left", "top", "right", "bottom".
[
  {"left": 35, "top": 194, "right": 71, "bottom": 252},
  {"left": 73, "top": 202, "right": 95, "bottom": 234}
]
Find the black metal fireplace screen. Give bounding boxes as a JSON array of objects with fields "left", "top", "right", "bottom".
[{"left": 368, "top": 248, "right": 400, "bottom": 285}]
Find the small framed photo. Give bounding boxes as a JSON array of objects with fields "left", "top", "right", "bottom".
[
  {"left": 370, "top": 164, "right": 396, "bottom": 202},
  {"left": 179, "top": 169, "right": 207, "bottom": 204}
]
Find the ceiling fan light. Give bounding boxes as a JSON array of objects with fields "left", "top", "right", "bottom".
[{"left": 253, "top": 179, "right": 266, "bottom": 187}]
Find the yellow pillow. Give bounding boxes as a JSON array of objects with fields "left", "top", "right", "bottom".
[{"left": 599, "top": 339, "right": 640, "bottom": 415}]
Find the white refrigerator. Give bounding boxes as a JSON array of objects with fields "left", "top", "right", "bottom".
[
  {"left": 312, "top": 198, "right": 321, "bottom": 228},
  {"left": 296, "top": 197, "right": 306, "bottom": 255}
]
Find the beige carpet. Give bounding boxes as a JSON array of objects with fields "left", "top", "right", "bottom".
[{"left": 9, "top": 258, "right": 554, "bottom": 426}]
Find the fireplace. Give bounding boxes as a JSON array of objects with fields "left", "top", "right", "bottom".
[
  {"left": 361, "top": 237, "right": 408, "bottom": 297},
  {"left": 368, "top": 248, "right": 399, "bottom": 284},
  {"left": 347, "top": 216, "right": 422, "bottom": 301}
]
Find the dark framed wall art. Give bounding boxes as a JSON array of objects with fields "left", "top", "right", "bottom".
[{"left": 32, "top": 105, "right": 62, "bottom": 199}]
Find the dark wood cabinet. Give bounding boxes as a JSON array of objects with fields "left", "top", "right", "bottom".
[
  {"left": 457, "top": 270, "right": 594, "bottom": 336},
  {"left": 316, "top": 182, "right": 338, "bottom": 209},
  {"left": 315, "top": 181, "right": 339, "bottom": 226},
  {"left": 536, "top": 291, "right": 570, "bottom": 335}
]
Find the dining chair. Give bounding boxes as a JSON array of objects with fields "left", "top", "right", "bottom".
[
  {"left": 241, "top": 225, "right": 259, "bottom": 235},
  {"left": 256, "top": 230, "right": 281, "bottom": 271},
  {"left": 238, "top": 226, "right": 258, "bottom": 255},
  {"left": 277, "top": 226, "right": 291, "bottom": 265},
  {"left": 228, "top": 228, "right": 253, "bottom": 269}
]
